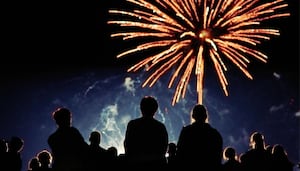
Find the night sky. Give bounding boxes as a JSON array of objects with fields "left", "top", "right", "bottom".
[{"left": 1, "top": 0, "right": 299, "bottom": 171}]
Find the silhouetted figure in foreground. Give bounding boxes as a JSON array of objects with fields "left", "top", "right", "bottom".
[
  {"left": 222, "top": 146, "right": 242, "bottom": 171},
  {"left": 271, "top": 144, "right": 294, "bottom": 171},
  {"left": 6, "top": 136, "right": 24, "bottom": 171},
  {"left": 48, "top": 107, "right": 88, "bottom": 171},
  {"left": 176, "top": 104, "right": 223, "bottom": 171},
  {"left": 87, "top": 131, "right": 108, "bottom": 171},
  {"left": 124, "top": 96, "right": 169, "bottom": 170},
  {"left": 240, "top": 131, "right": 272, "bottom": 171}
]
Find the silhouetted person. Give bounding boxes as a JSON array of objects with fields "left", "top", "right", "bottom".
[
  {"left": 176, "top": 104, "right": 223, "bottom": 171},
  {"left": 107, "top": 146, "right": 119, "bottom": 170},
  {"left": 166, "top": 142, "right": 177, "bottom": 170},
  {"left": 240, "top": 131, "right": 272, "bottom": 171},
  {"left": 37, "top": 149, "right": 53, "bottom": 171},
  {"left": 48, "top": 107, "right": 88, "bottom": 171},
  {"left": 222, "top": 146, "right": 242, "bottom": 171},
  {"left": 6, "top": 136, "right": 24, "bottom": 171},
  {"left": 124, "top": 96, "right": 169, "bottom": 170},
  {"left": 87, "top": 131, "right": 108, "bottom": 171},
  {"left": 27, "top": 157, "right": 40, "bottom": 171},
  {"left": 271, "top": 144, "right": 294, "bottom": 171}
]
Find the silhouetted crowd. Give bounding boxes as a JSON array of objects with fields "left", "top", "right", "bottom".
[{"left": 1, "top": 96, "right": 299, "bottom": 171}]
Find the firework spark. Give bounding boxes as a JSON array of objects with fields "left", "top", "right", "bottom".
[{"left": 107, "top": 0, "right": 290, "bottom": 105}]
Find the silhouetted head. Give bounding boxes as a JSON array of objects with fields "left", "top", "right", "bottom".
[
  {"left": 89, "top": 131, "right": 101, "bottom": 145},
  {"left": 107, "top": 146, "right": 118, "bottom": 157},
  {"left": 140, "top": 96, "right": 158, "bottom": 117},
  {"left": 37, "top": 149, "right": 52, "bottom": 167},
  {"left": 192, "top": 104, "right": 208, "bottom": 123},
  {"left": 52, "top": 107, "right": 72, "bottom": 128},
  {"left": 167, "top": 142, "right": 177, "bottom": 156},
  {"left": 8, "top": 136, "right": 24, "bottom": 153},
  {"left": 223, "top": 146, "right": 236, "bottom": 160},
  {"left": 272, "top": 144, "right": 287, "bottom": 157},
  {"left": 28, "top": 157, "right": 40, "bottom": 170},
  {"left": 250, "top": 131, "right": 265, "bottom": 149}
]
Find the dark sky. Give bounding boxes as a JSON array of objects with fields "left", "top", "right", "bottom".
[
  {"left": 3, "top": 1, "right": 128, "bottom": 70},
  {"left": 2, "top": 0, "right": 299, "bottom": 72}
]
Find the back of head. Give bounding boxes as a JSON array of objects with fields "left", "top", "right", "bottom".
[
  {"left": 89, "top": 131, "right": 101, "bottom": 145},
  {"left": 250, "top": 131, "right": 265, "bottom": 149},
  {"left": 167, "top": 142, "right": 177, "bottom": 155},
  {"left": 140, "top": 96, "right": 158, "bottom": 117},
  {"left": 28, "top": 157, "right": 40, "bottom": 170},
  {"left": 272, "top": 144, "right": 287, "bottom": 157},
  {"left": 192, "top": 104, "right": 207, "bottom": 122},
  {"left": 52, "top": 107, "right": 71, "bottom": 127},
  {"left": 223, "top": 147, "right": 236, "bottom": 160},
  {"left": 107, "top": 146, "right": 118, "bottom": 157},
  {"left": 8, "top": 136, "right": 24, "bottom": 153},
  {"left": 37, "top": 149, "right": 52, "bottom": 166}
]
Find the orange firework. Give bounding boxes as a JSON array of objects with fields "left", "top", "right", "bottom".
[{"left": 107, "top": 0, "right": 290, "bottom": 105}]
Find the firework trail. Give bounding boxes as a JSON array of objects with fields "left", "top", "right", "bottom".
[{"left": 107, "top": 0, "right": 290, "bottom": 105}]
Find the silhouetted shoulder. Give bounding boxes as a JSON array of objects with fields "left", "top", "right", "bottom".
[
  {"left": 124, "top": 96, "right": 168, "bottom": 170},
  {"left": 176, "top": 104, "right": 223, "bottom": 171}
]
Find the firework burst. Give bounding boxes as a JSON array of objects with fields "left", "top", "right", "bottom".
[{"left": 107, "top": 0, "right": 290, "bottom": 105}]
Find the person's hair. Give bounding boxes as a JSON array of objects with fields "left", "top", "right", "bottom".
[
  {"left": 140, "top": 96, "right": 158, "bottom": 117},
  {"left": 191, "top": 104, "right": 207, "bottom": 122}
]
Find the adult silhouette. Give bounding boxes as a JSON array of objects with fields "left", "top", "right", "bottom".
[
  {"left": 271, "top": 144, "right": 294, "bottom": 171},
  {"left": 124, "top": 96, "right": 169, "bottom": 170},
  {"left": 240, "top": 131, "right": 272, "bottom": 171},
  {"left": 222, "top": 146, "right": 242, "bottom": 171},
  {"left": 47, "top": 107, "right": 88, "bottom": 171},
  {"left": 6, "top": 136, "right": 24, "bottom": 171},
  {"left": 87, "top": 131, "right": 108, "bottom": 171},
  {"left": 176, "top": 104, "right": 223, "bottom": 171}
]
